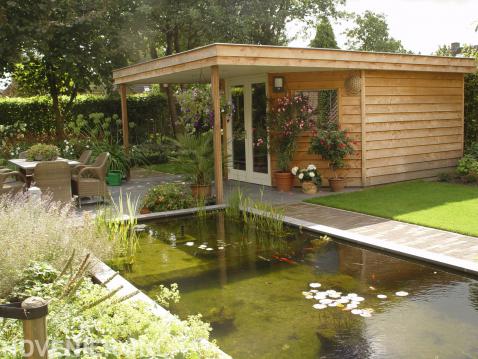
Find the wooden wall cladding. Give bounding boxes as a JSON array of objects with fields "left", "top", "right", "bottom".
[{"left": 363, "top": 70, "right": 465, "bottom": 186}]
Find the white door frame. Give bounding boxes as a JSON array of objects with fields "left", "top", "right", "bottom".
[{"left": 225, "top": 74, "right": 271, "bottom": 186}]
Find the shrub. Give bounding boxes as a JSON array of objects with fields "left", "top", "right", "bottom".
[
  {"left": 465, "top": 142, "right": 478, "bottom": 160},
  {"left": 0, "top": 92, "right": 169, "bottom": 146},
  {"left": 0, "top": 262, "right": 221, "bottom": 358},
  {"left": 0, "top": 194, "right": 113, "bottom": 297},
  {"left": 457, "top": 155, "right": 478, "bottom": 182},
  {"left": 26, "top": 143, "right": 60, "bottom": 161},
  {"left": 140, "top": 183, "right": 195, "bottom": 213}
]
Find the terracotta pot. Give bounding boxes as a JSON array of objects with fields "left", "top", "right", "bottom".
[
  {"left": 329, "top": 177, "right": 346, "bottom": 192},
  {"left": 139, "top": 207, "right": 151, "bottom": 215},
  {"left": 190, "top": 184, "right": 211, "bottom": 199},
  {"left": 274, "top": 171, "right": 294, "bottom": 192},
  {"left": 301, "top": 181, "right": 318, "bottom": 194}
]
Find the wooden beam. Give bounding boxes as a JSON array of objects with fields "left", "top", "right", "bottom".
[
  {"left": 361, "top": 70, "right": 367, "bottom": 187},
  {"left": 119, "top": 84, "right": 129, "bottom": 149},
  {"left": 220, "top": 79, "right": 228, "bottom": 180},
  {"left": 211, "top": 65, "right": 224, "bottom": 203}
]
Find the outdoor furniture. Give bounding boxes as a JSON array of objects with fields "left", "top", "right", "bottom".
[
  {"left": 0, "top": 171, "right": 26, "bottom": 195},
  {"left": 8, "top": 157, "right": 80, "bottom": 187},
  {"left": 71, "top": 152, "right": 110, "bottom": 206},
  {"left": 78, "top": 149, "right": 92, "bottom": 165},
  {"left": 18, "top": 151, "right": 28, "bottom": 159},
  {"left": 34, "top": 162, "right": 72, "bottom": 203}
]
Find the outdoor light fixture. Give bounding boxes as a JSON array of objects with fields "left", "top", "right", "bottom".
[{"left": 273, "top": 76, "right": 284, "bottom": 92}]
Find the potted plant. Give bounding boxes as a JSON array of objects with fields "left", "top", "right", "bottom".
[
  {"left": 291, "top": 164, "right": 321, "bottom": 194},
  {"left": 267, "top": 94, "right": 314, "bottom": 192},
  {"left": 174, "top": 132, "right": 214, "bottom": 199},
  {"left": 310, "top": 127, "right": 355, "bottom": 192},
  {"left": 26, "top": 144, "right": 60, "bottom": 161}
]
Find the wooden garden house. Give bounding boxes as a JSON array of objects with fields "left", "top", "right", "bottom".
[{"left": 113, "top": 43, "right": 476, "bottom": 203}]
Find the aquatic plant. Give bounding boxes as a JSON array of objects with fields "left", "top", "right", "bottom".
[{"left": 96, "top": 192, "right": 139, "bottom": 265}]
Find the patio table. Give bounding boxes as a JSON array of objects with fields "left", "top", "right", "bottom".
[{"left": 8, "top": 158, "right": 80, "bottom": 187}]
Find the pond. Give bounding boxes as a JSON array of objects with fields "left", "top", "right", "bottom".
[{"left": 120, "top": 213, "right": 478, "bottom": 359}]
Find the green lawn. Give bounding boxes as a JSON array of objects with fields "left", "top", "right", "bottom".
[
  {"left": 146, "top": 162, "right": 192, "bottom": 175},
  {"left": 305, "top": 181, "right": 478, "bottom": 237}
]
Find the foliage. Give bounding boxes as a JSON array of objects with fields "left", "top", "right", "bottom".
[
  {"left": 176, "top": 86, "right": 232, "bottom": 134},
  {"left": 25, "top": 143, "right": 59, "bottom": 161},
  {"left": 0, "top": 194, "right": 112, "bottom": 297},
  {"left": 96, "top": 193, "right": 140, "bottom": 265},
  {"left": 457, "top": 155, "right": 478, "bottom": 182},
  {"left": 309, "top": 16, "right": 339, "bottom": 49},
  {"left": 156, "top": 283, "right": 181, "bottom": 308},
  {"left": 305, "top": 180, "right": 478, "bottom": 237},
  {"left": 291, "top": 164, "right": 322, "bottom": 185},
  {"left": 266, "top": 94, "right": 315, "bottom": 171},
  {"left": 69, "top": 112, "right": 148, "bottom": 175},
  {"left": 345, "top": 11, "right": 408, "bottom": 53},
  {"left": 174, "top": 132, "right": 215, "bottom": 185},
  {"left": 4, "top": 0, "right": 139, "bottom": 139},
  {"left": 141, "top": 183, "right": 195, "bottom": 213},
  {"left": 466, "top": 142, "right": 478, "bottom": 159},
  {"left": 310, "top": 127, "right": 355, "bottom": 177},
  {"left": 0, "top": 262, "right": 220, "bottom": 358},
  {"left": 436, "top": 44, "right": 478, "bottom": 147}
]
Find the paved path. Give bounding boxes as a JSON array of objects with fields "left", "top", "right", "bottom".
[{"left": 281, "top": 202, "right": 478, "bottom": 266}]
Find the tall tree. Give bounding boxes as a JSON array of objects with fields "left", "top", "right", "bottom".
[
  {"left": 6, "top": 0, "right": 137, "bottom": 139},
  {"left": 345, "top": 11, "right": 408, "bottom": 53},
  {"left": 309, "top": 17, "right": 339, "bottom": 48}
]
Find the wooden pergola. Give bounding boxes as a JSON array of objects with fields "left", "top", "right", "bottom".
[{"left": 113, "top": 43, "right": 476, "bottom": 203}]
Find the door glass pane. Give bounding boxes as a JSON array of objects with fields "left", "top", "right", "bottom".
[
  {"left": 231, "top": 86, "right": 246, "bottom": 170},
  {"left": 251, "top": 83, "right": 268, "bottom": 174}
]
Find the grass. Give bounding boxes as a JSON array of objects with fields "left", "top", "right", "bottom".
[
  {"left": 147, "top": 162, "right": 192, "bottom": 174},
  {"left": 305, "top": 180, "right": 478, "bottom": 237}
]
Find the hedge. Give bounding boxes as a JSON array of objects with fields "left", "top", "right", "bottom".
[{"left": 0, "top": 93, "right": 170, "bottom": 144}]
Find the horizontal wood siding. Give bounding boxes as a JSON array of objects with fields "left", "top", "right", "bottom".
[
  {"left": 364, "top": 70, "right": 464, "bottom": 186},
  {"left": 268, "top": 71, "right": 362, "bottom": 187}
]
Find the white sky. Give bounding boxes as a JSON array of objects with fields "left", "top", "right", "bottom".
[{"left": 289, "top": 0, "right": 478, "bottom": 55}]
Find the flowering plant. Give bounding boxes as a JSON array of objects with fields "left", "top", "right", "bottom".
[
  {"left": 176, "top": 86, "right": 232, "bottom": 134},
  {"left": 310, "top": 127, "right": 355, "bottom": 178},
  {"left": 291, "top": 164, "right": 321, "bottom": 185},
  {"left": 266, "top": 94, "right": 315, "bottom": 171}
]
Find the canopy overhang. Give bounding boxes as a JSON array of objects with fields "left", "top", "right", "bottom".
[{"left": 113, "top": 43, "right": 476, "bottom": 85}]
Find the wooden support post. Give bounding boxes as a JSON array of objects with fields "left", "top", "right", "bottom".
[
  {"left": 211, "top": 65, "right": 224, "bottom": 203},
  {"left": 119, "top": 84, "right": 129, "bottom": 150},
  {"left": 360, "top": 70, "right": 367, "bottom": 187},
  {"left": 22, "top": 297, "right": 48, "bottom": 359}
]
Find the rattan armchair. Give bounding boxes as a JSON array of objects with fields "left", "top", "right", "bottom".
[
  {"left": 71, "top": 152, "right": 110, "bottom": 206},
  {"left": 34, "top": 162, "right": 72, "bottom": 203},
  {"left": 0, "top": 171, "right": 26, "bottom": 195},
  {"left": 78, "top": 149, "right": 92, "bottom": 165}
]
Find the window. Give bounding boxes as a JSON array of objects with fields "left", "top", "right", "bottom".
[{"left": 299, "top": 89, "right": 338, "bottom": 129}]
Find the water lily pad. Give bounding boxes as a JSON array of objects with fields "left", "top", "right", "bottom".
[
  {"left": 206, "top": 247, "right": 214, "bottom": 251},
  {"left": 395, "top": 291, "right": 409, "bottom": 297},
  {"left": 354, "top": 296, "right": 365, "bottom": 302},
  {"left": 309, "top": 283, "right": 321, "bottom": 288},
  {"left": 313, "top": 304, "right": 327, "bottom": 310},
  {"left": 185, "top": 242, "right": 194, "bottom": 246},
  {"left": 351, "top": 309, "right": 362, "bottom": 315},
  {"left": 377, "top": 294, "right": 387, "bottom": 299},
  {"left": 305, "top": 295, "right": 314, "bottom": 299},
  {"left": 360, "top": 311, "right": 372, "bottom": 318},
  {"left": 319, "top": 299, "right": 333, "bottom": 305}
]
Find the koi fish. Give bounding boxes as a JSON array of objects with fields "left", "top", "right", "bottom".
[{"left": 272, "top": 255, "right": 297, "bottom": 265}]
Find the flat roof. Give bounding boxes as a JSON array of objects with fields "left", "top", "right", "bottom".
[{"left": 113, "top": 43, "right": 477, "bottom": 85}]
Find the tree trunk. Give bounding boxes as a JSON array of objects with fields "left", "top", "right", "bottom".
[
  {"left": 52, "top": 93, "right": 64, "bottom": 141},
  {"left": 164, "top": 32, "right": 178, "bottom": 137}
]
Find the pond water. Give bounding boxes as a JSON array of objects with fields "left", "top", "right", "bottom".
[{"left": 120, "top": 213, "right": 478, "bottom": 359}]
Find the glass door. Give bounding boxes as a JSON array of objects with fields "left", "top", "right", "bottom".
[{"left": 226, "top": 76, "right": 271, "bottom": 186}]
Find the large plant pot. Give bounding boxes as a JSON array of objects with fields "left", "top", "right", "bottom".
[
  {"left": 329, "top": 177, "right": 346, "bottom": 192},
  {"left": 301, "top": 181, "right": 318, "bottom": 194},
  {"left": 107, "top": 170, "right": 123, "bottom": 186},
  {"left": 274, "top": 172, "right": 294, "bottom": 192},
  {"left": 191, "top": 184, "right": 211, "bottom": 199}
]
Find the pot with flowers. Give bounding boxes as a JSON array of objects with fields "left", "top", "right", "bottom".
[
  {"left": 266, "top": 94, "right": 315, "bottom": 192},
  {"left": 291, "top": 164, "right": 321, "bottom": 194},
  {"left": 310, "top": 125, "right": 355, "bottom": 192}
]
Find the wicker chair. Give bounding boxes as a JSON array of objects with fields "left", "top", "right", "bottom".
[
  {"left": 0, "top": 171, "right": 26, "bottom": 195},
  {"left": 78, "top": 149, "right": 92, "bottom": 165},
  {"left": 71, "top": 152, "right": 110, "bottom": 206},
  {"left": 18, "top": 151, "right": 28, "bottom": 159},
  {"left": 34, "top": 162, "right": 72, "bottom": 203}
]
